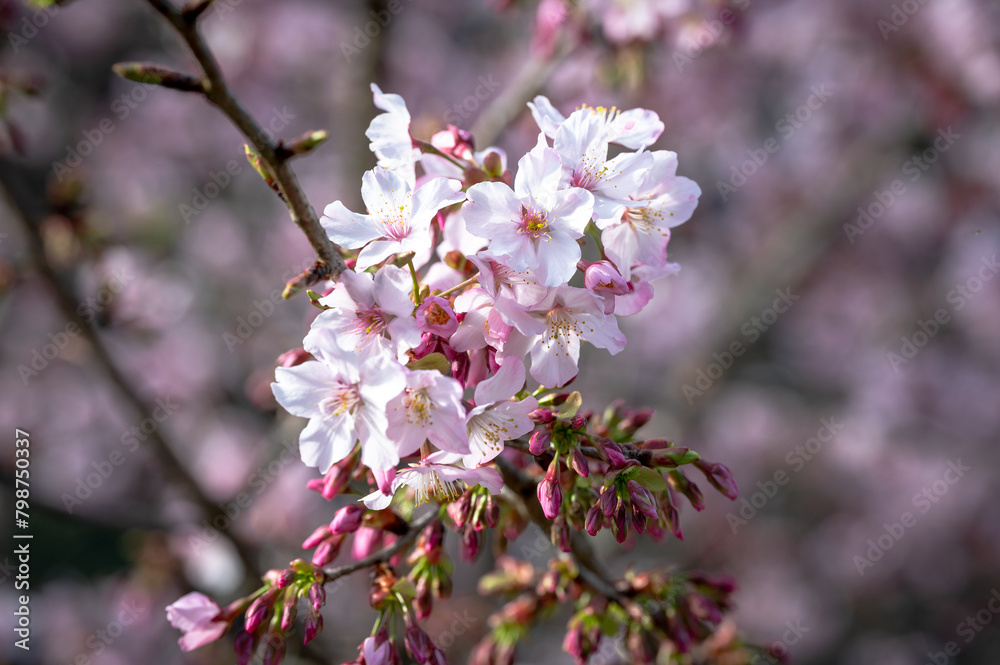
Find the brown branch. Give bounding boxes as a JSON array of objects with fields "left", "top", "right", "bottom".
[
  {"left": 319, "top": 510, "right": 437, "bottom": 584},
  {"left": 0, "top": 161, "right": 264, "bottom": 584},
  {"left": 137, "top": 0, "right": 347, "bottom": 282}
]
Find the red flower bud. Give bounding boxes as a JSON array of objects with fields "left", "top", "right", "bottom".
[{"left": 537, "top": 461, "right": 562, "bottom": 519}]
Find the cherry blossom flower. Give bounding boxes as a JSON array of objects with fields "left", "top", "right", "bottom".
[
  {"left": 525, "top": 285, "right": 627, "bottom": 388},
  {"left": 362, "top": 451, "right": 503, "bottom": 509},
  {"left": 464, "top": 357, "right": 537, "bottom": 467},
  {"left": 271, "top": 327, "right": 406, "bottom": 473},
  {"left": 386, "top": 368, "right": 469, "bottom": 457},
  {"left": 165, "top": 592, "right": 230, "bottom": 651},
  {"left": 464, "top": 137, "right": 594, "bottom": 287},
  {"left": 552, "top": 109, "right": 653, "bottom": 224},
  {"left": 314, "top": 264, "right": 421, "bottom": 362},
  {"left": 583, "top": 260, "right": 633, "bottom": 314},
  {"left": 321, "top": 167, "right": 465, "bottom": 270},
  {"left": 366, "top": 83, "right": 420, "bottom": 185},
  {"left": 468, "top": 253, "right": 548, "bottom": 335},
  {"left": 414, "top": 296, "right": 459, "bottom": 337},
  {"left": 599, "top": 150, "right": 701, "bottom": 278},
  {"left": 528, "top": 95, "right": 664, "bottom": 150}
]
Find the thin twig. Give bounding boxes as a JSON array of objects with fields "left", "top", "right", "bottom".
[
  {"left": 319, "top": 510, "right": 436, "bottom": 584},
  {"left": 0, "top": 161, "right": 263, "bottom": 583},
  {"left": 138, "top": 0, "right": 347, "bottom": 280}
]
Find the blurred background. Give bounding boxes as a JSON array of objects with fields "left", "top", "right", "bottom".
[{"left": 1, "top": 0, "right": 999, "bottom": 663}]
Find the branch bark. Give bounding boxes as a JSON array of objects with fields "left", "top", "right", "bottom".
[{"left": 138, "top": 0, "right": 347, "bottom": 281}]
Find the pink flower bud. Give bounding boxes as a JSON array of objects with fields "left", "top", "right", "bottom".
[
  {"left": 584, "top": 260, "right": 632, "bottom": 314},
  {"left": 570, "top": 415, "right": 588, "bottom": 431},
  {"left": 304, "top": 611, "right": 323, "bottom": 644},
  {"left": 536, "top": 462, "right": 562, "bottom": 519},
  {"left": 569, "top": 448, "right": 590, "bottom": 477},
  {"left": 416, "top": 296, "right": 459, "bottom": 337},
  {"left": 528, "top": 429, "right": 551, "bottom": 455},
  {"left": 627, "top": 480, "right": 659, "bottom": 520},
  {"left": 662, "top": 503, "right": 683, "bottom": 540},
  {"left": 277, "top": 347, "right": 312, "bottom": 368},
  {"left": 275, "top": 570, "right": 295, "bottom": 589},
  {"left": 235, "top": 631, "right": 257, "bottom": 665},
  {"left": 669, "top": 472, "right": 705, "bottom": 511},
  {"left": 330, "top": 504, "right": 366, "bottom": 535},
  {"left": 599, "top": 440, "right": 628, "bottom": 468},
  {"left": 308, "top": 583, "right": 326, "bottom": 611},
  {"left": 352, "top": 526, "right": 383, "bottom": 560},
  {"left": 460, "top": 526, "right": 480, "bottom": 560},
  {"left": 311, "top": 533, "right": 345, "bottom": 567},
  {"left": 262, "top": 634, "right": 285, "bottom": 665},
  {"left": 244, "top": 591, "right": 275, "bottom": 634},
  {"left": 428, "top": 647, "right": 449, "bottom": 665},
  {"left": 405, "top": 625, "right": 433, "bottom": 663},
  {"left": 447, "top": 492, "right": 472, "bottom": 527},
  {"left": 280, "top": 593, "right": 297, "bottom": 631},
  {"left": 695, "top": 460, "right": 739, "bottom": 500},
  {"left": 585, "top": 504, "right": 603, "bottom": 536},
  {"left": 302, "top": 525, "right": 332, "bottom": 550},
  {"left": 530, "top": 408, "right": 557, "bottom": 423}
]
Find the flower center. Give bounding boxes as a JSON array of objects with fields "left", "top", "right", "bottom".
[
  {"left": 352, "top": 306, "right": 389, "bottom": 338},
  {"left": 623, "top": 206, "right": 670, "bottom": 237},
  {"left": 518, "top": 206, "right": 550, "bottom": 240},
  {"left": 415, "top": 469, "right": 464, "bottom": 504},
  {"left": 403, "top": 388, "right": 436, "bottom": 427},
  {"left": 319, "top": 383, "right": 362, "bottom": 418}
]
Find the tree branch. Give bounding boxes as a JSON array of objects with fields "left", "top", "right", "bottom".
[
  {"left": 137, "top": 0, "right": 347, "bottom": 282},
  {"left": 0, "top": 160, "right": 264, "bottom": 584},
  {"left": 319, "top": 510, "right": 437, "bottom": 585}
]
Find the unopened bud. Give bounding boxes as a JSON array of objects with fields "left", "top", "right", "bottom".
[
  {"left": 695, "top": 460, "right": 739, "bottom": 500},
  {"left": 283, "top": 129, "right": 329, "bottom": 156},
  {"left": 112, "top": 61, "right": 204, "bottom": 92},
  {"left": 330, "top": 504, "right": 366, "bottom": 535},
  {"left": 528, "top": 429, "right": 551, "bottom": 455}
]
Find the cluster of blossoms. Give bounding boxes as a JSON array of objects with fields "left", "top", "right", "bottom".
[{"left": 167, "top": 85, "right": 748, "bottom": 664}]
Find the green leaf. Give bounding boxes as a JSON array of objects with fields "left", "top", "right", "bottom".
[
  {"left": 630, "top": 467, "right": 668, "bottom": 492},
  {"left": 556, "top": 391, "right": 583, "bottom": 419},
  {"left": 391, "top": 578, "right": 417, "bottom": 598},
  {"left": 406, "top": 352, "right": 450, "bottom": 374}
]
